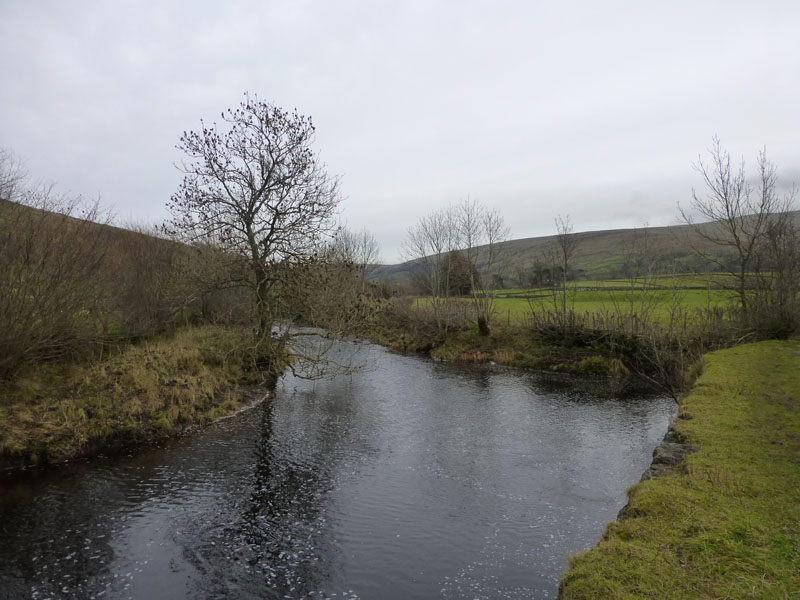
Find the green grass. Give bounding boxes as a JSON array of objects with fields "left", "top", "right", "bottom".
[
  {"left": 559, "top": 340, "right": 800, "bottom": 599},
  {"left": 417, "top": 283, "right": 737, "bottom": 325},
  {"left": 415, "top": 273, "right": 742, "bottom": 326},
  {"left": 0, "top": 326, "right": 256, "bottom": 468},
  {"left": 499, "top": 273, "right": 739, "bottom": 295},
  {"left": 502, "top": 288, "right": 735, "bottom": 321}
]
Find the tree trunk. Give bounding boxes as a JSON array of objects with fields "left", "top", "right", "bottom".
[
  {"left": 477, "top": 315, "right": 490, "bottom": 336},
  {"left": 253, "top": 264, "right": 283, "bottom": 376},
  {"left": 739, "top": 263, "right": 748, "bottom": 314}
]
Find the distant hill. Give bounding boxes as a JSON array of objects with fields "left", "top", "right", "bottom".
[
  {"left": 0, "top": 197, "right": 169, "bottom": 248},
  {"left": 371, "top": 212, "right": 800, "bottom": 288}
]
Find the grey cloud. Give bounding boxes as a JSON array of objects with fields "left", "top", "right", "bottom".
[{"left": 2, "top": 0, "right": 799, "bottom": 262}]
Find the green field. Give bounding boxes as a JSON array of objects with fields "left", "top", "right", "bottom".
[
  {"left": 493, "top": 288, "right": 736, "bottom": 322},
  {"left": 500, "top": 273, "right": 739, "bottom": 295},
  {"left": 417, "top": 275, "right": 740, "bottom": 325}
]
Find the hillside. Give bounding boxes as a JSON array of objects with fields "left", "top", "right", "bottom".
[
  {"left": 371, "top": 213, "right": 800, "bottom": 288},
  {"left": 0, "top": 197, "right": 205, "bottom": 378}
]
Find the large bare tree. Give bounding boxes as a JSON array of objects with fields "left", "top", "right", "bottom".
[{"left": 167, "top": 95, "right": 341, "bottom": 376}]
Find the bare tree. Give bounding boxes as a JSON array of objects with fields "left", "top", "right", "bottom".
[
  {"left": 751, "top": 209, "right": 800, "bottom": 335},
  {"left": 166, "top": 94, "right": 341, "bottom": 377},
  {"left": 680, "top": 137, "right": 794, "bottom": 313},
  {"left": 0, "top": 175, "right": 109, "bottom": 378},
  {"left": 403, "top": 199, "right": 509, "bottom": 335},
  {"left": 611, "top": 225, "right": 665, "bottom": 332},
  {"left": 0, "top": 148, "right": 26, "bottom": 202},
  {"left": 456, "top": 198, "right": 509, "bottom": 335},
  {"left": 402, "top": 205, "right": 461, "bottom": 333},
  {"left": 527, "top": 215, "right": 581, "bottom": 339},
  {"left": 331, "top": 228, "right": 381, "bottom": 292},
  {"left": 541, "top": 214, "right": 579, "bottom": 322}
]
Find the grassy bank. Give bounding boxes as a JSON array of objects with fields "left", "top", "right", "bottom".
[
  {"left": 0, "top": 326, "right": 260, "bottom": 470},
  {"left": 559, "top": 340, "right": 800, "bottom": 599},
  {"left": 366, "top": 310, "right": 633, "bottom": 378},
  {"left": 427, "top": 327, "right": 634, "bottom": 376}
]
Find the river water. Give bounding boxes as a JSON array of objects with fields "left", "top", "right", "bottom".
[{"left": 0, "top": 340, "right": 674, "bottom": 600}]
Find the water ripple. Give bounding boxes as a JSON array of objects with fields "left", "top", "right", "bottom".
[{"left": 0, "top": 341, "right": 674, "bottom": 599}]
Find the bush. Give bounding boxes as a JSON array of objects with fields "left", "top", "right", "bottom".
[{"left": 0, "top": 193, "right": 109, "bottom": 378}]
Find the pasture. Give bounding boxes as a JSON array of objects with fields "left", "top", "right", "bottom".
[{"left": 417, "top": 274, "right": 741, "bottom": 325}]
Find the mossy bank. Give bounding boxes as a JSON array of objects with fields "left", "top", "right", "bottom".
[
  {"left": 0, "top": 326, "right": 266, "bottom": 471},
  {"left": 559, "top": 340, "right": 800, "bottom": 599}
]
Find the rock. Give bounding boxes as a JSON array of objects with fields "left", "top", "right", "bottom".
[{"left": 638, "top": 425, "right": 698, "bottom": 481}]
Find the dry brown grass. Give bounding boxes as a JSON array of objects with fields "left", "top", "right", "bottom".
[{"left": 0, "top": 326, "right": 254, "bottom": 469}]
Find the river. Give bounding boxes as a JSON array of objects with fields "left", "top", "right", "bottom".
[{"left": 0, "top": 340, "right": 674, "bottom": 599}]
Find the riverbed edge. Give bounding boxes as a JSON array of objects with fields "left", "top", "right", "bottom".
[
  {"left": 0, "top": 386, "right": 272, "bottom": 476},
  {"left": 557, "top": 339, "right": 800, "bottom": 599},
  {"left": 0, "top": 326, "right": 275, "bottom": 475},
  {"left": 364, "top": 323, "right": 634, "bottom": 378}
]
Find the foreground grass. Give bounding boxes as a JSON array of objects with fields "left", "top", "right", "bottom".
[
  {"left": 0, "top": 326, "right": 257, "bottom": 469},
  {"left": 559, "top": 340, "right": 800, "bottom": 599}
]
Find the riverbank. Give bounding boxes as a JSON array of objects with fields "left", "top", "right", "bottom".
[
  {"left": 559, "top": 340, "right": 800, "bottom": 599},
  {"left": 367, "top": 320, "right": 631, "bottom": 377},
  {"left": 0, "top": 326, "right": 265, "bottom": 471}
]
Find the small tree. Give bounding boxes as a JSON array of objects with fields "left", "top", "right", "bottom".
[
  {"left": 611, "top": 225, "right": 666, "bottom": 333},
  {"left": 680, "top": 137, "right": 794, "bottom": 314},
  {"left": 751, "top": 211, "right": 800, "bottom": 336},
  {"left": 0, "top": 175, "right": 109, "bottom": 378},
  {"left": 403, "top": 205, "right": 460, "bottom": 333},
  {"left": 537, "top": 215, "right": 579, "bottom": 332},
  {"left": 403, "top": 199, "right": 508, "bottom": 335},
  {"left": 167, "top": 95, "right": 341, "bottom": 377},
  {"left": 330, "top": 228, "right": 381, "bottom": 293},
  {"left": 554, "top": 215, "right": 578, "bottom": 302},
  {"left": 0, "top": 148, "right": 25, "bottom": 202},
  {"left": 455, "top": 198, "right": 509, "bottom": 335}
]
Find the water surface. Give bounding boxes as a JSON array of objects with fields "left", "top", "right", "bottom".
[{"left": 0, "top": 341, "right": 674, "bottom": 599}]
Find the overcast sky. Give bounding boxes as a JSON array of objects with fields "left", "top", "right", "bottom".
[{"left": 2, "top": 1, "right": 799, "bottom": 262}]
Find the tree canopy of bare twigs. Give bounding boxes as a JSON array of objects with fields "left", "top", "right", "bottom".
[
  {"left": 403, "top": 198, "right": 509, "bottom": 335},
  {"left": 535, "top": 215, "right": 580, "bottom": 330},
  {"left": 0, "top": 149, "right": 26, "bottom": 202},
  {"left": 166, "top": 95, "right": 344, "bottom": 377},
  {"left": 680, "top": 137, "right": 798, "bottom": 324},
  {"left": 330, "top": 228, "right": 381, "bottom": 291}
]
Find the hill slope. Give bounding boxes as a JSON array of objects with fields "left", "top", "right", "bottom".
[{"left": 372, "top": 213, "right": 800, "bottom": 287}]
